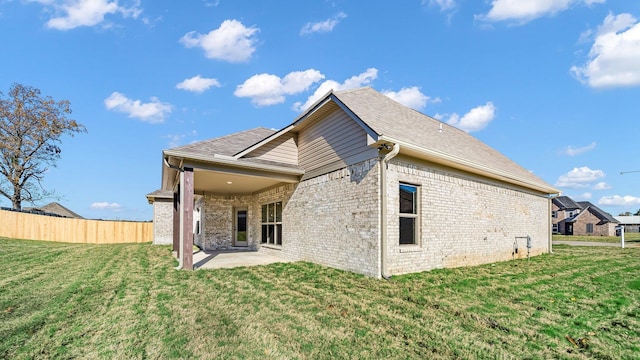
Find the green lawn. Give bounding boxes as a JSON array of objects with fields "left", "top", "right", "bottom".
[
  {"left": 553, "top": 233, "right": 640, "bottom": 244},
  {"left": 1, "top": 238, "right": 639, "bottom": 359}
]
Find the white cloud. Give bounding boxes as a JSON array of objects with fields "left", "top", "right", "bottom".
[
  {"left": 234, "top": 69, "right": 325, "bottom": 106},
  {"left": 598, "top": 195, "right": 640, "bottom": 207},
  {"left": 165, "top": 130, "right": 197, "bottom": 148},
  {"left": 442, "top": 102, "right": 496, "bottom": 132},
  {"left": 293, "top": 68, "right": 379, "bottom": 111},
  {"left": 426, "top": 0, "right": 456, "bottom": 12},
  {"left": 382, "top": 86, "right": 440, "bottom": 111},
  {"left": 555, "top": 166, "right": 605, "bottom": 188},
  {"left": 90, "top": 202, "right": 122, "bottom": 211},
  {"left": 571, "top": 13, "right": 640, "bottom": 88},
  {"left": 300, "top": 12, "right": 347, "bottom": 35},
  {"left": 593, "top": 182, "right": 611, "bottom": 190},
  {"left": 34, "top": 0, "right": 142, "bottom": 30},
  {"left": 563, "top": 141, "right": 596, "bottom": 156},
  {"left": 166, "top": 134, "right": 185, "bottom": 148},
  {"left": 176, "top": 75, "right": 221, "bottom": 93},
  {"left": 180, "top": 19, "right": 259, "bottom": 63},
  {"left": 478, "top": 0, "right": 604, "bottom": 24},
  {"left": 576, "top": 192, "right": 592, "bottom": 200},
  {"left": 104, "top": 92, "right": 172, "bottom": 124}
]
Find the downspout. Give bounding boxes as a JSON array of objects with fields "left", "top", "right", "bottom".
[
  {"left": 379, "top": 143, "right": 400, "bottom": 279},
  {"left": 164, "top": 156, "right": 185, "bottom": 269},
  {"left": 548, "top": 193, "right": 559, "bottom": 254}
]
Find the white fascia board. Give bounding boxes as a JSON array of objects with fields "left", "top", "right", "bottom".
[{"left": 164, "top": 149, "right": 304, "bottom": 176}]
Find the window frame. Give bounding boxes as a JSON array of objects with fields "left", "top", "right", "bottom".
[
  {"left": 586, "top": 223, "right": 594, "bottom": 234},
  {"left": 399, "top": 182, "right": 420, "bottom": 246},
  {"left": 261, "top": 201, "right": 283, "bottom": 246}
]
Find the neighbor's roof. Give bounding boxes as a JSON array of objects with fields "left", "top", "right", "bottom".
[
  {"left": 30, "top": 202, "right": 84, "bottom": 219},
  {"left": 577, "top": 201, "right": 619, "bottom": 224},
  {"left": 614, "top": 215, "right": 640, "bottom": 224},
  {"left": 553, "top": 196, "right": 583, "bottom": 210},
  {"left": 330, "top": 87, "right": 557, "bottom": 194}
]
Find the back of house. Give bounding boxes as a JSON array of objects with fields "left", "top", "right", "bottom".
[{"left": 148, "top": 87, "right": 558, "bottom": 278}]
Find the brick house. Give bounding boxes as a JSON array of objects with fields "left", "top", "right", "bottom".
[
  {"left": 147, "top": 87, "right": 558, "bottom": 278},
  {"left": 552, "top": 195, "right": 619, "bottom": 236}
]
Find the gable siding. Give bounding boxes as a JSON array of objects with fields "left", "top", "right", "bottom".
[
  {"left": 242, "top": 133, "right": 299, "bottom": 165},
  {"left": 298, "top": 108, "right": 377, "bottom": 178}
]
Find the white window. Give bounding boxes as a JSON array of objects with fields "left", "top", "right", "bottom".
[
  {"left": 399, "top": 183, "right": 419, "bottom": 245},
  {"left": 261, "top": 202, "right": 282, "bottom": 245},
  {"left": 552, "top": 224, "right": 558, "bottom": 233},
  {"left": 552, "top": 211, "right": 557, "bottom": 219}
]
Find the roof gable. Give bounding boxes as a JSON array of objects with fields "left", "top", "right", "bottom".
[{"left": 578, "top": 201, "right": 619, "bottom": 224}]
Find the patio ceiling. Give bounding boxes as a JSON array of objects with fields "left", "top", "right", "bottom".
[{"left": 193, "top": 169, "right": 290, "bottom": 194}]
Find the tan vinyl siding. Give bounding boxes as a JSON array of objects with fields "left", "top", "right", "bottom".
[
  {"left": 242, "top": 133, "right": 298, "bottom": 165},
  {"left": 299, "top": 108, "right": 377, "bottom": 177}
]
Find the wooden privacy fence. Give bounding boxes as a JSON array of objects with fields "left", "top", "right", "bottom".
[{"left": 0, "top": 209, "right": 153, "bottom": 244}]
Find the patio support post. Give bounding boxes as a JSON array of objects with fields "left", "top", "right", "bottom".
[
  {"left": 172, "top": 186, "right": 180, "bottom": 256},
  {"left": 180, "top": 167, "right": 194, "bottom": 270}
]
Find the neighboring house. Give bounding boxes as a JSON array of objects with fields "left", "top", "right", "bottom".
[
  {"left": 25, "top": 202, "right": 84, "bottom": 219},
  {"left": 147, "top": 87, "right": 559, "bottom": 278},
  {"left": 613, "top": 215, "right": 640, "bottom": 233},
  {"left": 552, "top": 196, "right": 619, "bottom": 236}
]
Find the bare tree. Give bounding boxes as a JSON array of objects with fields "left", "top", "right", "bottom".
[{"left": 0, "top": 83, "right": 86, "bottom": 210}]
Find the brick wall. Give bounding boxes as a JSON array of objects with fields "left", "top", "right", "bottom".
[
  {"left": 282, "top": 159, "right": 380, "bottom": 277},
  {"left": 199, "top": 193, "right": 254, "bottom": 250},
  {"left": 152, "top": 199, "right": 173, "bottom": 245},
  {"left": 384, "top": 156, "right": 551, "bottom": 275},
  {"left": 571, "top": 211, "right": 617, "bottom": 236},
  {"left": 191, "top": 155, "right": 552, "bottom": 278},
  {"left": 195, "top": 160, "right": 380, "bottom": 277}
]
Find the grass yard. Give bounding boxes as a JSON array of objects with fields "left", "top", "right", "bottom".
[
  {"left": 1, "top": 238, "right": 639, "bottom": 359},
  {"left": 553, "top": 233, "right": 640, "bottom": 244}
]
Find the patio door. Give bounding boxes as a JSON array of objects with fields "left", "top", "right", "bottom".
[{"left": 234, "top": 207, "right": 248, "bottom": 247}]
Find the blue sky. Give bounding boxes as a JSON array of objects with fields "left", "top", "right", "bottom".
[{"left": 1, "top": 0, "right": 639, "bottom": 220}]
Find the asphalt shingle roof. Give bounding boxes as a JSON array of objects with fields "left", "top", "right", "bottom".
[
  {"left": 333, "top": 87, "right": 554, "bottom": 192},
  {"left": 168, "top": 127, "right": 276, "bottom": 157},
  {"left": 553, "top": 196, "right": 582, "bottom": 210},
  {"left": 577, "top": 201, "right": 619, "bottom": 224}
]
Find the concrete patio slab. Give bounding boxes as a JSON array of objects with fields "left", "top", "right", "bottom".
[{"left": 193, "top": 250, "right": 290, "bottom": 270}]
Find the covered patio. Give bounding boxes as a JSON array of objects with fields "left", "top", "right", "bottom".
[{"left": 162, "top": 130, "right": 304, "bottom": 270}]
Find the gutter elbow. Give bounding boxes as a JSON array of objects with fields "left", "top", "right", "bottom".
[
  {"left": 380, "top": 143, "right": 400, "bottom": 166},
  {"left": 386, "top": 143, "right": 400, "bottom": 163},
  {"left": 164, "top": 156, "right": 184, "bottom": 172}
]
